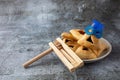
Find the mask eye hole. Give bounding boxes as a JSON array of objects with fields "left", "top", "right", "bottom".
[
  {"left": 96, "top": 31, "right": 99, "bottom": 34},
  {"left": 87, "top": 36, "right": 93, "bottom": 43}
]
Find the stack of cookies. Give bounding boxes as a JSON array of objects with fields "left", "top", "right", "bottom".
[{"left": 61, "top": 29, "right": 108, "bottom": 60}]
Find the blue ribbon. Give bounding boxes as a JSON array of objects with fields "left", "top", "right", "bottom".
[{"left": 85, "top": 20, "right": 104, "bottom": 38}]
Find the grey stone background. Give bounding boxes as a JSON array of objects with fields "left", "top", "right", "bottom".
[{"left": 0, "top": 0, "right": 120, "bottom": 80}]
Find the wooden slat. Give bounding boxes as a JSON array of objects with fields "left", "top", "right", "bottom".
[
  {"left": 60, "top": 49, "right": 76, "bottom": 65},
  {"left": 56, "top": 38, "right": 84, "bottom": 68},
  {"left": 49, "top": 42, "right": 75, "bottom": 72}
]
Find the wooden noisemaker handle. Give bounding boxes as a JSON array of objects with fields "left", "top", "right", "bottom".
[{"left": 23, "top": 48, "right": 53, "bottom": 68}]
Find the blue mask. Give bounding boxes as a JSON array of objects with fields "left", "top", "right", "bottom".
[{"left": 85, "top": 20, "right": 104, "bottom": 38}]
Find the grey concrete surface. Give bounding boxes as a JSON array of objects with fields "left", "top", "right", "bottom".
[{"left": 0, "top": 0, "right": 120, "bottom": 80}]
